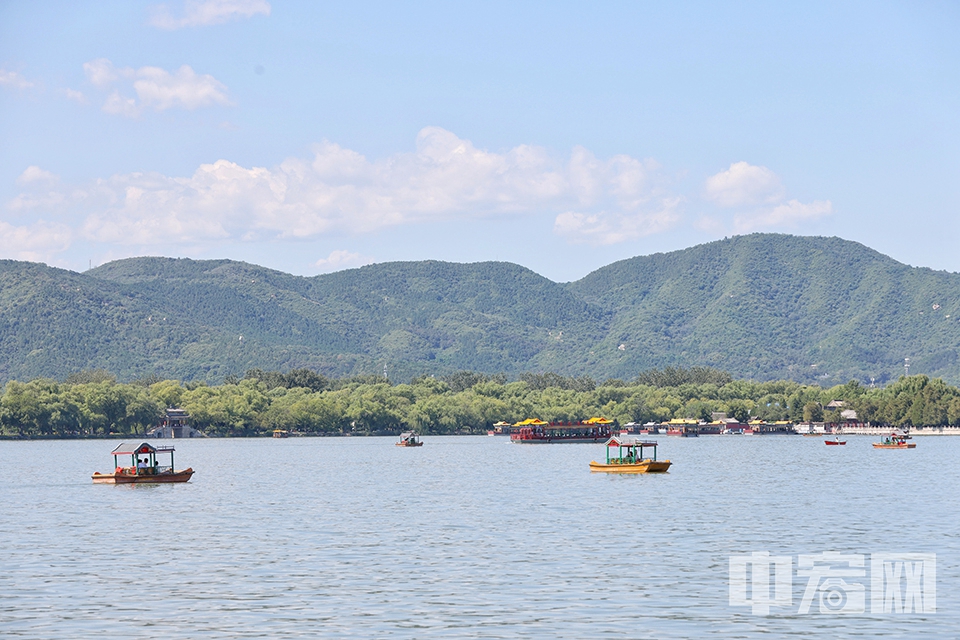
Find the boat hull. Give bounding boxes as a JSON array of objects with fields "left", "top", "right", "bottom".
[
  {"left": 92, "top": 468, "right": 194, "bottom": 484},
  {"left": 873, "top": 443, "right": 916, "bottom": 449},
  {"left": 396, "top": 442, "right": 423, "bottom": 447},
  {"left": 824, "top": 441, "right": 846, "bottom": 445},
  {"left": 511, "top": 437, "right": 607, "bottom": 444},
  {"left": 589, "top": 459, "right": 672, "bottom": 474}
]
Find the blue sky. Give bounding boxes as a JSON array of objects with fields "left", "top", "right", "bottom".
[{"left": 1, "top": 1, "right": 958, "bottom": 282}]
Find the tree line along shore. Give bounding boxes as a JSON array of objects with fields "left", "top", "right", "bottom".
[{"left": 2, "top": 367, "right": 959, "bottom": 439}]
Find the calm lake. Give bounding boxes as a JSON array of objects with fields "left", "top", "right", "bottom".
[{"left": 1, "top": 435, "right": 958, "bottom": 638}]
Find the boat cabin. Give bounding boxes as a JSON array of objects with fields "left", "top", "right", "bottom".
[
  {"left": 111, "top": 441, "right": 177, "bottom": 476},
  {"left": 397, "top": 432, "right": 423, "bottom": 446},
  {"left": 602, "top": 435, "right": 661, "bottom": 464}
]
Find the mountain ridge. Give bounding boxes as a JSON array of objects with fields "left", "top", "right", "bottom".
[{"left": 3, "top": 234, "right": 959, "bottom": 384}]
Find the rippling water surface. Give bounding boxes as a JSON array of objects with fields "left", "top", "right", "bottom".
[{"left": 1, "top": 435, "right": 958, "bottom": 638}]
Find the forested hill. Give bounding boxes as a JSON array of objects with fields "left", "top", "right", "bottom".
[
  {"left": 568, "top": 234, "right": 960, "bottom": 383},
  {"left": 2, "top": 233, "right": 960, "bottom": 384}
]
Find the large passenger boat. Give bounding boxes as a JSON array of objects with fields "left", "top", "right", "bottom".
[{"left": 510, "top": 417, "right": 612, "bottom": 444}]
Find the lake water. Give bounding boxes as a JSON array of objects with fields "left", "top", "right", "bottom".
[{"left": 1, "top": 435, "right": 958, "bottom": 638}]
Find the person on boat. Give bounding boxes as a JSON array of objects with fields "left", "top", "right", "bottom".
[{"left": 137, "top": 458, "right": 147, "bottom": 473}]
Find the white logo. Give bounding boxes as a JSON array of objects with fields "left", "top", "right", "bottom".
[
  {"left": 729, "top": 551, "right": 793, "bottom": 615},
  {"left": 729, "top": 551, "right": 936, "bottom": 615}
]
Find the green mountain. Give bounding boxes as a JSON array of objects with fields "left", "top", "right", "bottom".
[{"left": 2, "top": 234, "right": 959, "bottom": 384}]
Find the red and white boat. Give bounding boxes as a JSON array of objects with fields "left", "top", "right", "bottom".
[{"left": 92, "top": 442, "right": 194, "bottom": 484}]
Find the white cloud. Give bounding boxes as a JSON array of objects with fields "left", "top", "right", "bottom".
[
  {"left": 102, "top": 90, "right": 140, "bottom": 117},
  {"left": 0, "top": 69, "right": 34, "bottom": 90},
  {"left": 0, "top": 221, "right": 72, "bottom": 262},
  {"left": 83, "top": 59, "right": 121, "bottom": 88},
  {"left": 150, "top": 0, "right": 271, "bottom": 29},
  {"left": 16, "top": 166, "right": 59, "bottom": 185},
  {"left": 734, "top": 199, "right": 833, "bottom": 232},
  {"left": 63, "top": 88, "right": 88, "bottom": 104},
  {"left": 553, "top": 199, "right": 681, "bottom": 245},
  {"left": 5, "top": 128, "right": 681, "bottom": 251},
  {"left": 84, "top": 58, "right": 231, "bottom": 117},
  {"left": 9, "top": 167, "right": 64, "bottom": 211},
  {"left": 702, "top": 161, "right": 832, "bottom": 233},
  {"left": 551, "top": 148, "right": 679, "bottom": 244},
  {"left": 705, "top": 161, "right": 785, "bottom": 207},
  {"left": 133, "top": 65, "right": 231, "bottom": 110},
  {"left": 314, "top": 250, "right": 376, "bottom": 272}
]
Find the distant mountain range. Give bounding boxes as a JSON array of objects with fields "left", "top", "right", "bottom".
[{"left": 2, "top": 233, "right": 959, "bottom": 385}]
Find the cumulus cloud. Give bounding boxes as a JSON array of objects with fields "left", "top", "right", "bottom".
[
  {"left": 16, "top": 166, "right": 58, "bottom": 185},
  {"left": 150, "top": 0, "right": 271, "bottom": 29},
  {"left": 0, "top": 221, "right": 72, "bottom": 262},
  {"left": 551, "top": 148, "right": 680, "bottom": 244},
  {"left": 9, "top": 167, "right": 65, "bottom": 211},
  {"left": 63, "top": 88, "right": 87, "bottom": 104},
  {"left": 83, "top": 59, "right": 119, "bottom": 88},
  {"left": 6, "top": 128, "right": 680, "bottom": 250},
  {"left": 734, "top": 199, "right": 833, "bottom": 232},
  {"left": 83, "top": 58, "right": 231, "bottom": 117},
  {"left": 314, "top": 250, "right": 376, "bottom": 272},
  {"left": 703, "top": 161, "right": 832, "bottom": 232},
  {"left": 705, "top": 161, "right": 785, "bottom": 207},
  {"left": 0, "top": 69, "right": 34, "bottom": 90}
]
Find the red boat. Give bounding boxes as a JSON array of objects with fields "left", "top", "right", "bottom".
[
  {"left": 92, "top": 442, "right": 194, "bottom": 484},
  {"left": 824, "top": 438, "right": 846, "bottom": 445},
  {"left": 510, "top": 417, "right": 612, "bottom": 443}
]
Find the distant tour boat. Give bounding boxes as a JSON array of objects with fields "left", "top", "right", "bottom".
[
  {"left": 510, "top": 417, "right": 612, "bottom": 444},
  {"left": 589, "top": 436, "right": 672, "bottom": 474},
  {"left": 396, "top": 432, "right": 423, "bottom": 447},
  {"left": 487, "top": 421, "right": 512, "bottom": 436},
  {"left": 92, "top": 442, "right": 194, "bottom": 484},
  {"left": 873, "top": 434, "right": 915, "bottom": 449}
]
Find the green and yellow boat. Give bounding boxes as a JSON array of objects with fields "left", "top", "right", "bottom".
[{"left": 589, "top": 436, "right": 672, "bottom": 473}]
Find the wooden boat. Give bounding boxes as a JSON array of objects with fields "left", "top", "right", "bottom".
[
  {"left": 873, "top": 434, "right": 915, "bottom": 449},
  {"left": 273, "top": 429, "right": 289, "bottom": 438},
  {"left": 396, "top": 432, "right": 423, "bottom": 447},
  {"left": 488, "top": 421, "right": 512, "bottom": 436},
  {"left": 589, "top": 436, "right": 671, "bottom": 473},
  {"left": 510, "top": 417, "right": 612, "bottom": 443},
  {"left": 92, "top": 442, "right": 194, "bottom": 484},
  {"left": 825, "top": 438, "right": 846, "bottom": 445}
]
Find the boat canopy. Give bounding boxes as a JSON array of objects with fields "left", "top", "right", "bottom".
[
  {"left": 399, "top": 432, "right": 417, "bottom": 439},
  {"left": 111, "top": 442, "right": 175, "bottom": 455},
  {"left": 605, "top": 436, "right": 658, "bottom": 448},
  {"left": 513, "top": 418, "right": 548, "bottom": 426}
]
